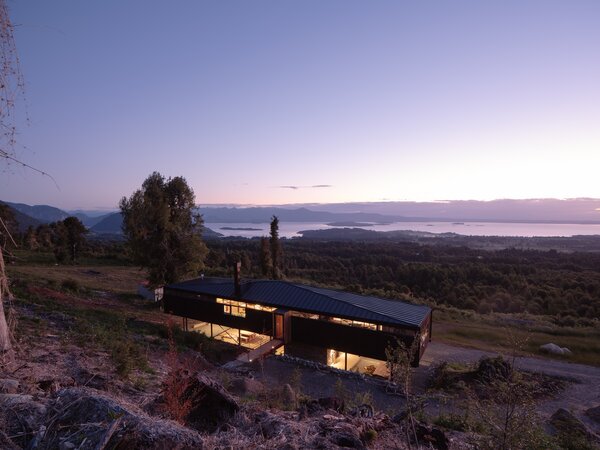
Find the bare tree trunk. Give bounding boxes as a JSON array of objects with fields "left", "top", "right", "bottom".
[{"left": 0, "top": 244, "right": 12, "bottom": 352}]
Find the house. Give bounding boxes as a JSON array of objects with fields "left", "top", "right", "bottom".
[
  {"left": 137, "top": 281, "right": 164, "bottom": 302},
  {"left": 162, "top": 265, "right": 432, "bottom": 371}
]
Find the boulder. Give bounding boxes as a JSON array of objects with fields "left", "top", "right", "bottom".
[
  {"left": 540, "top": 343, "right": 572, "bottom": 356},
  {"left": 586, "top": 405, "right": 600, "bottom": 425},
  {"left": 256, "top": 410, "right": 287, "bottom": 439},
  {"left": 318, "top": 396, "right": 345, "bottom": 413},
  {"left": 318, "top": 418, "right": 365, "bottom": 449},
  {"left": 42, "top": 387, "right": 204, "bottom": 449},
  {"left": 228, "top": 376, "right": 264, "bottom": 396},
  {"left": 549, "top": 408, "right": 599, "bottom": 444},
  {"left": 0, "top": 378, "right": 19, "bottom": 394},
  {"left": 167, "top": 369, "right": 239, "bottom": 432},
  {"left": 330, "top": 431, "right": 365, "bottom": 449},
  {"left": 0, "top": 394, "right": 48, "bottom": 448},
  {"left": 475, "top": 356, "right": 512, "bottom": 382},
  {"left": 415, "top": 422, "right": 449, "bottom": 450}
]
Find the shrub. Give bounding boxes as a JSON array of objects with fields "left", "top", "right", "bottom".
[
  {"left": 61, "top": 278, "right": 80, "bottom": 292},
  {"left": 163, "top": 324, "right": 194, "bottom": 424},
  {"left": 362, "top": 428, "right": 377, "bottom": 443}
]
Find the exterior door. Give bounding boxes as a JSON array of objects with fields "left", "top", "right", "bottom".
[{"left": 274, "top": 313, "right": 284, "bottom": 340}]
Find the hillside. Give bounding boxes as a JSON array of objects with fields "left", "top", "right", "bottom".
[
  {"left": 90, "top": 212, "right": 123, "bottom": 234},
  {"left": 0, "top": 203, "right": 41, "bottom": 231},
  {"left": 2, "top": 258, "right": 600, "bottom": 449},
  {"left": 3, "top": 201, "right": 70, "bottom": 223}
]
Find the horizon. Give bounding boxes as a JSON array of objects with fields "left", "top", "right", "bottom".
[
  {"left": 3, "top": 197, "right": 600, "bottom": 225},
  {"left": 2, "top": 1, "right": 600, "bottom": 208},
  {"left": 3, "top": 196, "right": 600, "bottom": 212}
]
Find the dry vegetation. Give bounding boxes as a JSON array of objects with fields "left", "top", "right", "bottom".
[{"left": 1, "top": 257, "right": 599, "bottom": 448}]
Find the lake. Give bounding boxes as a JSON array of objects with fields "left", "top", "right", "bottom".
[{"left": 205, "top": 221, "right": 600, "bottom": 239}]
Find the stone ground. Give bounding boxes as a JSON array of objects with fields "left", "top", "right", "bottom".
[{"left": 251, "top": 341, "right": 600, "bottom": 434}]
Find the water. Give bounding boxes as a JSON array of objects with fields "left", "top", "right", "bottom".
[{"left": 205, "top": 221, "right": 600, "bottom": 239}]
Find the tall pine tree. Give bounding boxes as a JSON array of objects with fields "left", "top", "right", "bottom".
[{"left": 269, "top": 215, "right": 283, "bottom": 279}]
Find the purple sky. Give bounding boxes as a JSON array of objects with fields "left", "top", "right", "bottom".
[{"left": 2, "top": 1, "right": 600, "bottom": 210}]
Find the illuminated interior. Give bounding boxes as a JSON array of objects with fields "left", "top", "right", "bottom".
[
  {"left": 331, "top": 317, "right": 381, "bottom": 331},
  {"left": 188, "top": 320, "right": 271, "bottom": 349},
  {"left": 326, "top": 348, "right": 388, "bottom": 377},
  {"left": 216, "top": 297, "right": 276, "bottom": 317}
]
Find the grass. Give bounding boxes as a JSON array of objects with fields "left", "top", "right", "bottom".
[
  {"left": 7, "top": 264, "right": 145, "bottom": 294},
  {"left": 7, "top": 255, "right": 600, "bottom": 368},
  {"left": 433, "top": 307, "right": 600, "bottom": 366}
]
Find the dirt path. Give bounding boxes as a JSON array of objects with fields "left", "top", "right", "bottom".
[{"left": 416, "top": 341, "right": 600, "bottom": 431}]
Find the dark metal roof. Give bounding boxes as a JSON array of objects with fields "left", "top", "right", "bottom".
[{"left": 166, "top": 277, "right": 431, "bottom": 329}]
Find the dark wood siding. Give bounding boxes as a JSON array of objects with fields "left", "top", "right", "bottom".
[
  {"left": 163, "top": 289, "right": 273, "bottom": 335},
  {"left": 290, "top": 317, "right": 415, "bottom": 361}
]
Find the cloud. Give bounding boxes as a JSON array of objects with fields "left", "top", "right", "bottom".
[{"left": 276, "top": 184, "right": 332, "bottom": 190}]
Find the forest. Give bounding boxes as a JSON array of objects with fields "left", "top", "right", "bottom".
[
  {"left": 4, "top": 208, "right": 600, "bottom": 324},
  {"left": 204, "top": 238, "right": 600, "bottom": 323}
]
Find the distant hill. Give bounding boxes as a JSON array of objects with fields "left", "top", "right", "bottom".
[
  {"left": 71, "top": 212, "right": 107, "bottom": 228},
  {"left": 3, "top": 201, "right": 70, "bottom": 224},
  {"left": 90, "top": 212, "right": 123, "bottom": 234},
  {"left": 0, "top": 203, "right": 42, "bottom": 232},
  {"left": 199, "top": 206, "right": 400, "bottom": 223},
  {"left": 89, "top": 212, "right": 223, "bottom": 239}
]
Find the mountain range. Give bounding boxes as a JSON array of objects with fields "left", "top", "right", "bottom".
[{"left": 2, "top": 198, "right": 600, "bottom": 236}]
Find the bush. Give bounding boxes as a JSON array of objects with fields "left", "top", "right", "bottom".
[
  {"left": 61, "top": 278, "right": 80, "bottom": 292},
  {"left": 362, "top": 428, "right": 377, "bottom": 443}
]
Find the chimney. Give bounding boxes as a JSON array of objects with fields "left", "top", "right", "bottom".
[{"left": 233, "top": 261, "right": 241, "bottom": 296}]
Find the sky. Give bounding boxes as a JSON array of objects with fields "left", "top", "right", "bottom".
[{"left": 1, "top": 0, "right": 600, "bottom": 210}]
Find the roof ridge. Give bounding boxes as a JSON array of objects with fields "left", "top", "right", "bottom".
[{"left": 285, "top": 281, "right": 414, "bottom": 326}]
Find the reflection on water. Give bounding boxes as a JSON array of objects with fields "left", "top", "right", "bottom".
[{"left": 205, "top": 221, "right": 600, "bottom": 239}]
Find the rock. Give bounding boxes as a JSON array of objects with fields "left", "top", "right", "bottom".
[
  {"left": 0, "top": 378, "right": 19, "bottom": 394},
  {"left": 540, "top": 343, "right": 572, "bottom": 356},
  {"left": 257, "top": 411, "right": 287, "bottom": 438},
  {"left": 415, "top": 422, "right": 449, "bottom": 450},
  {"left": 330, "top": 431, "right": 365, "bottom": 449},
  {"left": 59, "top": 441, "right": 76, "bottom": 450},
  {"left": 549, "top": 408, "right": 600, "bottom": 444},
  {"left": 475, "top": 356, "right": 512, "bottom": 382},
  {"left": 318, "top": 396, "right": 345, "bottom": 413},
  {"left": 38, "top": 378, "right": 61, "bottom": 393},
  {"left": 322, "top": 414, "right": 345, "bottom": 421},
  {"left": 0, "top": 394, "right": 47, "bottom": 448},
  {"left": 349, "top": 403, "right": 374, "bottom": 418},
  {"left": 228, "top": 377, "right": 264, "bottom": 396},
  {"left": 0, "top": 429, "right": 19, "bottom": 450},
  {"left": 392, "top": 410, "right": 408, "bottom": 424},
  {"left": 44, "top": 387, "right": 204, "bottom": 449},
  {"left": 586, "top": 405, "right": 600, "bottom": 425},
  {"left": 168, "top": 369, "right": 239, "bottom": 432}
]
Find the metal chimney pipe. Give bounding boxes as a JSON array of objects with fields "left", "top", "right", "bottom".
[{"left": 233, "top": 261, "right": 241, "bottom": 296}]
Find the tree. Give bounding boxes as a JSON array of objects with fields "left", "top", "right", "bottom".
[
  {"left": 0, "top": 203, "right": 17, "bottom": 352},
  {"left": 120, "top": 172, "right": 208, "bottom": 287},
  {"left": 62, "top": 217, "right": 87, "bottom": 263},
  {"left": 385, "top": 338, "right": 419, "bottom": 446},
  {"left": 47, "top": 217, "right": 87, "bottom": 263},
  {"left": 269, "top": 215, "right": 282, "bottom": 279},
  {"left": 0, "top": 0, "right": 28, "bottom": 353},
  {"left": 259, "top": 236, "right": 272, "bottom": 277}
]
